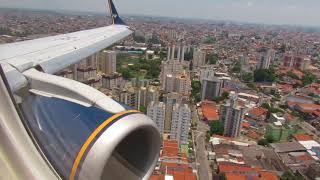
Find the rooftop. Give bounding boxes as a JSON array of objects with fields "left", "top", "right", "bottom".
[
  {"left": 248, "top": 107, "right": 268, "bottom": 117},
  {"left": 292, "top": 134, "right": 313, "bottom": 141},
  {"left": 270, "top": 142, "right": 306, "bottom": 153},
  {"left": 201, "top": 101, "right": 219, "bottom": 121}
]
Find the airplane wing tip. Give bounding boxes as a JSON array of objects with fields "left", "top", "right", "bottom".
[{"left": 108, "top": 0, "right": 127, "bottom": 25}]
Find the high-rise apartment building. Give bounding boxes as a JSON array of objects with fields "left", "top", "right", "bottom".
[
  {"left": 259, "top": 49, "right": 275, "bottom": 69},
  {"left": 164, "top": 73, "right": 190, "bottom": 95},
  {"left": 283, "top": 54, "right": 310, "bottom": 70},
  {"left": 201, "top": 77, "right": 223, "bottom": 101},
  {"left": 101, "top": 50, "right": 116, "bottom": 75},
  {"left": 193, "top": 49, "right": 206, "bottom": 67},
  {"left": 101, "top": 73, "right": 122, "bottom": 89},
  {"left": 170, "top": 104, "right": 191, "bottom": 144},
  {"left": 167, "top": 44, "right": 186, "bottom": 62},
  {"left": 119, "top": 88, "right": 140, "bottom": 110},
  {"left": 147, "top": 101, "right": 166, "bottom": 134},
  {"left": 219, "top": 95, "right": 246, "bottom": 137},
  {"left": 160, "top": 60, "right": 184, "bottom": 88}
]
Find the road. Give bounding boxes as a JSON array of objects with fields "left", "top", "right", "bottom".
[{"left": 191, "top": 105, "right": 212, "bottom": 180}]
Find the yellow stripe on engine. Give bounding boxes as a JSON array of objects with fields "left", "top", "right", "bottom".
[{"left": 69, "top": 109, "right": 139, "bottom": 180}]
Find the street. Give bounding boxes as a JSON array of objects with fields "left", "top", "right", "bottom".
[{"left": 191, "top": 105, "right": 212, "bottom": 180}]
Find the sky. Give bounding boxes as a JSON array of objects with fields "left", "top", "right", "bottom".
[{"left": 1, "top": 0, "right": 320, "bottom": 27}]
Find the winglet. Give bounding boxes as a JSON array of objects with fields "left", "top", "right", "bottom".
[{"left": 108, "top": 0, "right": 126, "bottom": 25}]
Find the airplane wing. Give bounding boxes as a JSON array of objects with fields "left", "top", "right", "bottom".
[
  {"left": 0, "top": 25, "right": 132, "bottom": 74},
  {"left": 0, "top": 0, "right": 132, "bottom": 92},
  {"left": 0, "top": 1, "right": 161, "bottom": 180}
]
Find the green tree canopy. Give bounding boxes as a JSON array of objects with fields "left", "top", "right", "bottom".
[
  {"left": 280, "top": 171, "right": 301, "bottom": 180},
  {"left": 209, "top": 121, "right": 224, "bottom": 136},
  {"left": 191, "top": 80, "right": 201, "bottom": 102},
  {"left": 202, "top": 36, "right": 216, "bottom": 44},
  {"left": 254, "top": 68, "right": 278, "bottom": 82},
  {"left": 242, "top": 72, "right": 253, "bottom": 82},
  {"left": 302, "top": 72, "right": 316, "bottom": 86},
  {"left": 232, "top": 61, "right": 242, "bottom": 73},
  {"left": 207, "top": 53, "right": 218, "bottom": 65}
]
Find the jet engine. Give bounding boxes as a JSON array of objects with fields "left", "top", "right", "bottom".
[{"left": 4, "top": 68, "right": 161, "bottom": 180}]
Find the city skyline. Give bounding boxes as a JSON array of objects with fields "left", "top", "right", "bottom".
[{"left": 1, "top": 0, "right": 320, "bottom": 27}]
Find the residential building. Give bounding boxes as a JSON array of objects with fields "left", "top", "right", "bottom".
[
  {"left": 167, "top": 44, "right": 185, "bottom": 61},
  {"left": 283, "top": 54, "right": 310, "bottom": 70},
  {"left": 119, "top": 88, "right": 140, "bottom": 110},
  {"left": 247, "top": 107, "right": 268, "bottom": 121},
  {"left": 101, "top": 73, "right": 122, "bottom": 89},
  {"left": 200, "top": 68, "right": 215, "bottom": 82},
  {"left": 82, "top": 78, "right": 101, "bottom": 89},
  {"left": 147, "top": 101, "right": 166, "bottom": 134},
  {"left": 150, "top": 140, "right": 197, "bottom": 180},
  {"left": 201, "top": 77, "right": 223, "bottom": 101},
  {"left": 175, "top": 74, "right": 191, "bottom": 95},
  {"left": 220, "top": 95, "right": 246, "bottom": 137},
  {"left": 160, "top": 60, "right": 184, "bottom": 88},
  {"left": 258, "top": 49, "right": 275, "bottom": 69},
  {"left": 146, "top": 86, "right": 159, "bottom": 107},
  {"left": 76, "top": 67, "right": 97, "bottom": 82},
  {"left": 170, "top": 104, "right": 191, "bottom": 144},
  {"left": 266, "top": 121, "right": 303, "bottom": 142},
  {"left": 100, "top": 50, "right": 116, "bottom": 75},
  {"left": 192, "top": 49, "right": 206, "bottom": 67}
]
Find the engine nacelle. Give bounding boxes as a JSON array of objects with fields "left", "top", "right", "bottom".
[{"left": 16, "top": 69, "right": 161, "bottom": 180}]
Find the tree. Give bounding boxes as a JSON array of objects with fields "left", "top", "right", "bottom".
[
  {"left": 280, "top": 171, "right": 301, "bottom": 180},
  {"left": 120, "top": 69, "right": 133, "bottom": 79},
  {"left": 254, "top": 68, "right": 278, "bottom": 82},
  {"left": 191, "top": 80, "right": 201, "bottom": 102},
  {"left": 247, "top": 83, "right": 258, "bottom": 91},
  {"left": 232, "top": 61, "right": 241, "bottom": 73},
  {"left": 242, "top": 72, "right": 253, "bottom": 82},
  {"left": 207, "top": 53, "right": 218, "bottom": 65},
  {"left": 222, "top": 92, "right": 229, "bottom": 99},
  {"left": 258, "top": 139, "right": 268, "bottom": 146},
  {"left": 209, "top": 121, "right": 224, "bottom": 136},
  {"left": 266, "top": 135, "right": 275, "bottom": 143},
  {"left": 302, "top": 72, "right": 316, "bottom": 86},
  {"left": 287, "top": 71, "right": 300, "bottom": 80},
  {"left": 202, "top": 36, "right": 216, "bottom": 44}
]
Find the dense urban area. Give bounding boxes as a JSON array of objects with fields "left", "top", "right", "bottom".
[{"left": 1, "top": 8, "right": 320, "bottom": 180}]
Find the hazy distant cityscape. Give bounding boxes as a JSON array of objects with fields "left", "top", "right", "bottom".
[{"left": 1, "top": 7, "right": 320, "bottom": 180}]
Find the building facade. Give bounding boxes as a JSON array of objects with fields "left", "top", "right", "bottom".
[
  {"left": 101, "top": 50, "right": 116, "bottom": 75},
  {"left": 147, "top": 101, "right": 166, "bottom": 134},
  {"left": 201, "top": 77, "right": 223, "bottom": 101},
  {"left": 193, "top": 49, "right": 206, "bottom": 67},
  {"left": 220, "top": 95, "right": 246, "bottom": 137},
  {"left": 170, "top": 104, "right": 191, "bottom": 144}
]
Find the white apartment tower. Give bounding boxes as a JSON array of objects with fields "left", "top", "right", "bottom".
[
  {"left": 101, "top": 50, "right": 117, "bottom": 75},
  {"left": 147, "top": 101, "right": 166, "bottom": 134},
  {"left": 170, "top": 104, "right": 191, "bottom": 144},
  {"left": 193, "top": 49, "right": 206, "bottom": 67},
  {"left": 167, "top": 44, "right": 186, "bottom": 62}
]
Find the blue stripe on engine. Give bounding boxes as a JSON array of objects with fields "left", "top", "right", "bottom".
[{"left": 21, "top": 94, "right": 121, "bottom": 179}]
